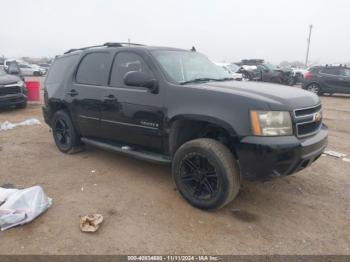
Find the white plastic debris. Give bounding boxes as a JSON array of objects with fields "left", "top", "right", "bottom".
[
  {"left": 323, "top": 150, "right": 346, "bottom": 158},
  {"left": 0, "top": 186, "right": 52, "bottom": 231},
  {"left": 0, "top": 118, "right": 41, "bottom": 131},
  {"left": 342, "top": 158, "right": 350, "bottom": 163}
]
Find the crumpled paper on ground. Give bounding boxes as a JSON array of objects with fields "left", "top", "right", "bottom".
[
  {"left": 0, "top": 118, "right": 41, "bottom": 131},
  {"left": 80, "top": 214, "right": 103, "bottom": 232},
  {"left": 0, "top": 186, "right": 52, "bottom": 231}
]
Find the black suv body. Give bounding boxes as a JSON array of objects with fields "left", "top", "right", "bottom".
[
  {"left": 42, "top": 43, "right": 328, "bottom": 209},
  {"left": 0, "top": 69, "right": 27, "bottom": 109},
  {"left": 302, "top": 65, "right": 350, "bottom": 95}
]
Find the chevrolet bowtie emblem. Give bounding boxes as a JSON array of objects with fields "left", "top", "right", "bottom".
[{"left": 314, "top": 111, "right": 322, "bottom": 122}]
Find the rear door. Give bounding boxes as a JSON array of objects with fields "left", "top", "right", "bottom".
[
  {"left": 100, "top": 51, "right": 164, "bottom": 152},
  {"left": 319, "top": 67, "right": 342, "bottom": 92},
  {"left": 69, "top": 51, "right": 112, "bottom": 137}
]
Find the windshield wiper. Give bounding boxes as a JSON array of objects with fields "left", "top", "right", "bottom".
[
  {"left": 180, "top": 77, "right": 234, "bottom": 85},
  {"left": 180, "top": 78, "right": 218, "bottom": 85},
  {"left": 215, "top": 77, "right": 234, "bottom": 81}
]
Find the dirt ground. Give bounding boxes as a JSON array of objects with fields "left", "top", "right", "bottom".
[{"left": 0, "top": 77, "right": 349, "bottom": 255}]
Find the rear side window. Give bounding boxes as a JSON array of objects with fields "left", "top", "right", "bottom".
[
  {"left": 321, "top": 67, "right": 341, "bottom": 75},
  {"left": 76, "top": 52, "right": 110, "bottom": 86},
  {"left": 341, "top": 68, "right": 350, "bottom": 77},
  {"left": 110, "top": 52, "right": 153, "bottom": 87},
  {"left": 46, "top": 55, "right": 78, "bottom": 84}
]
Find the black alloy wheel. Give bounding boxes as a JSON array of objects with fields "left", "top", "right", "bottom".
[
  {"left": 179, "top": 153, "right": 219, "bottom": 201},
  {"left": 172, "top": 138, "right": 240, "bottom": 210},
  {"left": 52, "top": 110, "right": 81, "bottom": 153}
]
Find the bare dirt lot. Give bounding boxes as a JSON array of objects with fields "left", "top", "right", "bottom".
[{"left": 0, "top": 78, "right": 349, "bottom": 255}]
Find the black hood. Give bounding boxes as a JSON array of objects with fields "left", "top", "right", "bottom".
[
  {"left": 0, "top": 74, "right": 21, "bottom": 85},
  {"left": 192, "top": 80, "right": 320, "bottom": 110}
]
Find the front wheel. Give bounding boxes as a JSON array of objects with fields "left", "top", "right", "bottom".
[
  {"left": 52, "top": 110, "right": 81, "bottom": 153},
  {"left": 306, "top": 83, "right": 321, "bottom": 95},
  {"left": 172, "top": 138, "right": 240, "bottom": 210}
]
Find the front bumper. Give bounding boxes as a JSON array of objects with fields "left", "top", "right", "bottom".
[
  {"left": 0, "top": 94, "right": 27, "bottom": 108},
  {"left": 236, "top": 124, "right": 328, "bottom": 179}
]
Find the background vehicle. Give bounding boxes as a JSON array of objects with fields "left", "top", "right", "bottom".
[
  {"left": 0, "top": 69, "right": 27, "bottom": 109},
  {"left": 235, "top": 59, "right": 294, "bottom": 85},
  {"left": 302, "top": 64, "right": 350, "bottom": 95},
  {"left": 43, "top": 43, "right": 327, "bottom": 210},
  {"left": 38, "top": 63, "right": 51, "bottom": 73},
  {"left": 18, "top": 63, "right": 44, "bottom": 76},
  {"left": 214, "top": 62, "right": 243, "bottom": 80}
]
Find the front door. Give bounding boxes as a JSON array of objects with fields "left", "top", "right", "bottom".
[
  {"left": 100, "top": 51, "right": 164, "bottom": 152},
  {"left": 339, "top": 67, "right": 350, "bottom": 94}
]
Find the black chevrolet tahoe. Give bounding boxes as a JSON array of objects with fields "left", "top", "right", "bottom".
[
  {"left": 0, "top": 68, "right": 27, "bottom": 109},
  {"left": 42, "top": 43, "right": 328, "bottom": 210}
]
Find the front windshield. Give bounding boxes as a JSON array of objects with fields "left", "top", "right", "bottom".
[
  {"left": 152, "top": 51, "right": 231, "bottom": 83},
  {"left": 265, "top": 63, "right": 278, "bottom": 70}
]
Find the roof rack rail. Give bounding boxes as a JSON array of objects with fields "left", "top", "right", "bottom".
[
  {"left": 64, "top": 42, "right": 146, "bottom": 54},
  {"left": 103, "top": 42, "right": 145, "bottom": 47},
  {"left": 64, "top": 45, "right": 105, "bottom": 54}
]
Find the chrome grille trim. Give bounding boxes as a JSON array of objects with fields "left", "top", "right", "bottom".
[{"left": 293, "top": 104, "right": 322, "bottom": 138}]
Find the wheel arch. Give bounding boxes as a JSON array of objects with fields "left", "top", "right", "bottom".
[
  {"left": 46, "top": 99, "right": 80, "bottom": 133},
  {"left": 168, "top": 114, "right": 239, "bottom": 157}
]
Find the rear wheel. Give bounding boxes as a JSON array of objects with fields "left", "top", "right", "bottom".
[
  {"left": 172, "top": 138, "right": 240, "bottom": 210},
  {"left": 52, "top": 110, "right": 81, "bottom": 153},
  {"left": 306, "top": 83, "right": 321, "bottom": 95}
]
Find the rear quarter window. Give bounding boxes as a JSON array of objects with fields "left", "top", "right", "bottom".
[
  {"left": 46, "top": 54, "right": 79, "bottom": 84},
  {"left": 75, "top": 52, "right": 111, "bottom": 86}
]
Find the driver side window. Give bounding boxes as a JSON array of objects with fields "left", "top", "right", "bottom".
[{"left": 110, "top": 52, "right": 153, "bottom": 88}]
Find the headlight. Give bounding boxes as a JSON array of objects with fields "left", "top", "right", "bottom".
[
  {"left": 17, "top": 80, "right": 24, "bottom": 87},
  {"left": 250, "top": 110, "right": 293, "bottom": 136}
]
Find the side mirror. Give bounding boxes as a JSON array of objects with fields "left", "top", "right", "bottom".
[{"left": 123, "top": 71, "right": 158, "bottom": 93}]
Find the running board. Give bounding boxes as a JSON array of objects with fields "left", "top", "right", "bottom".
[{"left": 81, "top": 137, "right": 171, "bottom": 164}]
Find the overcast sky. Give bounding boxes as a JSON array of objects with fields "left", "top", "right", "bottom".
[{"left": 1, "top": 0, "right": 349, "bottom": 64}]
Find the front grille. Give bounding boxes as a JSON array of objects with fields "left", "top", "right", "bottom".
[
  {"left": 294, "top": 104, "right": 321, "bottom": 117},
  {"left": 293, "top": 104, "right": 322, "bottom": 138},
  {"left": 0, "top": 86, "right": 21, "bottom": 96},
  {"left": 297, "top": 121, "right": 322, "bottom": 137}
]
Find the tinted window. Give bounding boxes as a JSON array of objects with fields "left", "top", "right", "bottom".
[
  {"left": 76, "top": 52, "right": 110, "bottom": 86},
  {"left": 46, "top": 55, "right": 79, "bottom": 84},
  {"left": 321, "top": 67, "right": 341, "bottom": 75},
  {"left": 308, "top": 66, "right": 321, "bottom": 73},
  {"left": 110, "top": 52, "right": 152, "bottom": 87},
  {"left": 341, "top": 68, "right": 350, "bottom": 77}
]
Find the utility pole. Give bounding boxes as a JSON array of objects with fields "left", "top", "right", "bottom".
[
  {"left": 128, "top": 38, "right": 131, "bottom": 46},
  {"left": 305, "top": 24, "right": 313, "bottom": 67}
]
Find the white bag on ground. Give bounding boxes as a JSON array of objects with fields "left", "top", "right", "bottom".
[
  {"left": 0, "top": 186, "right": 52, "bottom": 231},
  {"left": 0, "top": 118, "right": 41, "bottom": 131}
]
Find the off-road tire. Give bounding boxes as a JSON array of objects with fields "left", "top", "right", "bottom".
[{"left": 172, "top": 138, "right": 240, "bottom": 210}]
